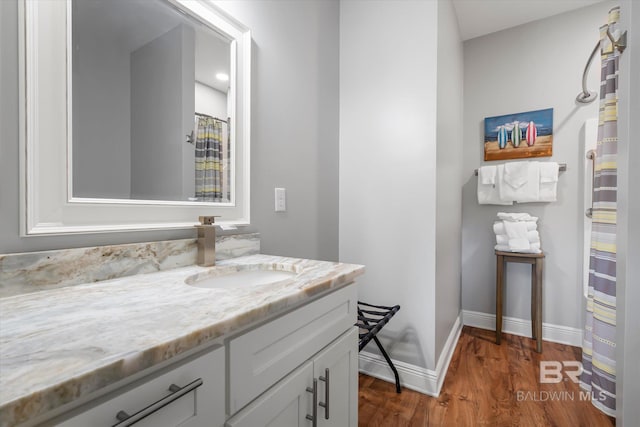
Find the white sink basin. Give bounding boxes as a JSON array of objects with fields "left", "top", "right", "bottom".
[{"left": 187, "top": 267, "right": 297, "bottom": 290}]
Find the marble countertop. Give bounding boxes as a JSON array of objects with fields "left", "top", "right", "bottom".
[{"left": 0, "top": 254, "right": 364, "bottom": 427}]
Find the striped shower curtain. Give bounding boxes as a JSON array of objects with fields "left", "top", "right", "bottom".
[
  {"left": 195, "top": 117, "right": 228, "bottom": 202},
  {"left": 580, "top": 6, "right": 620, "bottom": 418}
]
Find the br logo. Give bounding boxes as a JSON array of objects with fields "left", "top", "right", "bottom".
[{"left": 539, "top": 361, "right": 583, "bottom": 383}]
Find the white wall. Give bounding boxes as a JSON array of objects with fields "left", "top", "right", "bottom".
[
  {"left": 195, "top": 82, "right": 227, "bottom": 119},
  {"left": 72, "top": 6, "right": 131, "bottom": 199},
  {"left": 461, "top": 2, "right": 615, "bottom": 333},
  {"left": 617, "top": 1, "right": 640, "bottom": 424},
  {"left": 0, "top": 0, "right": 339, "bottom": 260},
  {"left": 340, "top": 0, "right": 440, "bottom": 370},
  {"left": 435, "top": 0, "right": 464, "bottom": 363}
]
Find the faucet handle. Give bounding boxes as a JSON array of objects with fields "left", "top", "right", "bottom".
[{"left": 198, "top": 216, "right": 220, "bottom": 225}]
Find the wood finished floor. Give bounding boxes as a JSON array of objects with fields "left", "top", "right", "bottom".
[{"left": 358, "top": 326, "right": 616, "bottom": 427}]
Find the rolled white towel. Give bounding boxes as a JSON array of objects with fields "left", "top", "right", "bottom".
[
  {"left": 497, "top": 212, "right": 538, "bottom": 222},
  {"left": 493, "top": 221, "right": 537, "bottom": 235}
]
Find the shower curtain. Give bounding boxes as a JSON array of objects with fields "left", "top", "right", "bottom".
[
  {"left": 580, "top": 6, "right": 620, "bottom": 418},
  {"left": 195, "top": 116, "right": 228, "bottom": 202}
]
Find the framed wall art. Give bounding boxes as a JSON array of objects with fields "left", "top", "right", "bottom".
[{"left": 484, "top": 108, "right": 553, "bottom": 161}]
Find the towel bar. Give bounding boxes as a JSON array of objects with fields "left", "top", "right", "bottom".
[{"left": 474, "top": 163, "right": 566, "bottom": 176}]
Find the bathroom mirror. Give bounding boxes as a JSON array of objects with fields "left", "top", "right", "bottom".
[{"left": 19, "top": 0, "right": 251, "bottom": 235}]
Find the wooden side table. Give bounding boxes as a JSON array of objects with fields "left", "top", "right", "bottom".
[{"left": 495, "top": 250, "right": 544, "bottom": 353}]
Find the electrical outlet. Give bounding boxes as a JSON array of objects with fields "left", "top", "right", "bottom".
[{"left": 275, "top": 188, "right": 286, "bottom": 212}]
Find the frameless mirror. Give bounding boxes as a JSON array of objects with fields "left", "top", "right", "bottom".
[
  {"left": 19, "top": 0, "right": 251, "bottom": 235},
  {"left": 72, "top": 0, "right": 232, "bottom": 203}
]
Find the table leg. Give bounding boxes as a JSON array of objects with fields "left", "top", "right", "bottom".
[
  {"left": 496, "top": 254, "right": 504, "bottom": 345},
  {"left": 535, "top": 258, "right": 543, "bottom": 353},
  {"left": 531, "top": 263, "right": 537, "bottom": 340}
]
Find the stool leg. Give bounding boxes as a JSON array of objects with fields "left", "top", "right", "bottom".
[
  {"left": 531, "top": 263, "right": 537, "bottom": 340},
  {"left": 535, "top": 258, "right": 543, "bottom": 353},
  {"left": 496, "top": 255, "right": 504, "bottom": 345}
]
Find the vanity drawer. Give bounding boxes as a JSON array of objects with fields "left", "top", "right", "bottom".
[
  {"left": 56, "top": 345, "right": 225, "bottom": 427},
  {"left": 228, "top": 284, "right": 357, "bottom": 414}
]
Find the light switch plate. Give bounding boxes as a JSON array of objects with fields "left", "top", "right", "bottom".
[{"left": 275, "top": 188, "right": 286, "bottom": 212}]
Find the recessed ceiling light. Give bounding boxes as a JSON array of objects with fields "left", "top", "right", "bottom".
[{"left": 216, "top": 73, "right": 229, "bottom": 81}]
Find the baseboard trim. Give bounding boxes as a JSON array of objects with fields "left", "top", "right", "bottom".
[
  {"left": 461, "top": 310, "right": 583, "bottom": 347},
  {"left": 358, "top": 313, "right": 463, "bottom": 397}
]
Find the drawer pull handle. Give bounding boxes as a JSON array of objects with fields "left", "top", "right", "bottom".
[
  {"left": 319, "top": 368, "right": 330, "bottom": 420},
  {"left": 305, "top": 378, "right": 318, "bottom": 427},
  {"left": 112, "top": 378, "right": 203, "bottom": 427}
]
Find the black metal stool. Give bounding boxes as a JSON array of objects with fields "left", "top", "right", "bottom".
[{"left": 356, "top": 301, "right": 401, "bottom": 393}]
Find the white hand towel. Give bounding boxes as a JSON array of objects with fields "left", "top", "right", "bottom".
[
  {"left": 478, "top": 166, "right": 497, "bottom": 185},
  {"left": 496, "top": 234, "right": 509, "bottom": 245},
  {"left": 493, "top": 221, "right": 537, "bottom": 235},
  {"left": 497, "top": 212, "right": 538, "bottom": 222},
  {"left": 504, "top": 220, "right": 530, "bottom": 251},
  {"left": 495, "top": 242, "right": 541, "bottom": 254},
  {"left": 515, "top": 162, "right": 541, "bottom": 203},
  {"left": 478, "top": 165, "right": 513, "bottom": 205},
  {"left": 539, "top": 162, "right": 559, "bottom": 202}
]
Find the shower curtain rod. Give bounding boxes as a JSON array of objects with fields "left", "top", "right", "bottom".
[
  {"left": 474, "top": 163, "right": 567, "bottom": 176},
  {"left": 195, "top": 112, "right": 228, "bottom": 123},
  {"left": 576, "top": 24, "right": 627, "bottom": 104}
]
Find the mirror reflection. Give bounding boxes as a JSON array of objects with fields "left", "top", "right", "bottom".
[{"left": 72, "top": 0, "right": 232, "bottom": 203}]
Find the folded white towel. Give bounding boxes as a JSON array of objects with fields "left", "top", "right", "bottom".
[
  {"left": 515, "top": 162, "right": 541, "bottom": 203},
  {"left": 478, "top": 166, "right": 497, "bottom": 185},
  {"left": 503, "top": 161, "right": 529, "bottom": 189},
  {"left": 493, "top": 221, "right": 537, "bottom": 235},
  {"left": 539, "top": 162, "right": 559, "bottom": 202},
  {"left": 497, "top": 212, "right": 538, "bottom": 222},
  {"left": 495, "top": 231, "right": 539, "bottom": 245},
  {"left": 495, "top": 242, "right": 542, "bottom": 254},
  {"left": 504, "top": 221, "right": 530, "bottom": 251},
  {"left": 499, "top": 161, "right": 541, "bottom": 203},
  {"left": 478, "top": 165, "right": 513, "bottom": 205}
]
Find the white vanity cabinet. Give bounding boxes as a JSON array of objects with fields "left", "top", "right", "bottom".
[
  {"left": 226, "top": 329, "right": 358, "bottom": 427},
  {"left": 55, "top": 345, "right": 226, "bottom": 427},
  {"left": 227, "top": 285, "right": 358, "bottom": 427}
]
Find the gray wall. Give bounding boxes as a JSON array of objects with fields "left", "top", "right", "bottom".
[
  {"left": 0, "top": 0, "right": 339, "bottom": 261},
  {"left": 130, "top": 24, "right": 195, "bottom": 201},
  {"left": 435, "top": 0, "right": 464, "bottom": 363},
  {"left": 340, "top": 0, "right": 440, "bottom": 370},
  {"left": 72, "top": 4, "right": 131, "bottom": 199},
  {"left": 216, "top": 0, "right": 339, "bottom": 261},
  {"left": 461, "top": 2, "right": 615, "bottom": 330},
  {"left": 617, "top": 1, "right": 640, "bottom": 424}
]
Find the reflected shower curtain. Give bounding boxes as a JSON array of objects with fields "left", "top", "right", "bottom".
[
  {"left": 580, "top": 6, "right": 620, "bottom": 417},
  {"left": 195, "top": 117, "right": 228, "bottom": 202}
]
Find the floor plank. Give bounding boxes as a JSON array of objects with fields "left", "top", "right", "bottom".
[{"left": 358, "top": 326, "right": 616, "bottom": 427}]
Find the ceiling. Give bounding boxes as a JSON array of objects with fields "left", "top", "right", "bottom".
[{"left": 452, "top": 0, "right": 608, "bottom": 41}]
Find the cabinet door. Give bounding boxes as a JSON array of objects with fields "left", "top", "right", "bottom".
[
  {"left": 313, "top": 328, "right": 358, "bottom": 427},
  {"left": 226, "top": 361, "right": 315, "bottom": 427}
]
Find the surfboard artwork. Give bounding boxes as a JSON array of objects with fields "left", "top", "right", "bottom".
[
  {"left": 483, "top": 108, "right": 553, "bottom": 161},
  {"left": 526, "top": 121, "right": 537, "bottom": 146},
  {"left": 511, "top": 122, "right": 521, "bottom": 148},
  {"left": 497, "top": 127, "right": 508, "bottom": 149}
]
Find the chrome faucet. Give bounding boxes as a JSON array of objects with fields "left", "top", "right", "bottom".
[{"left": 195, "top": 216, "right": 219, "bottom": 267}]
